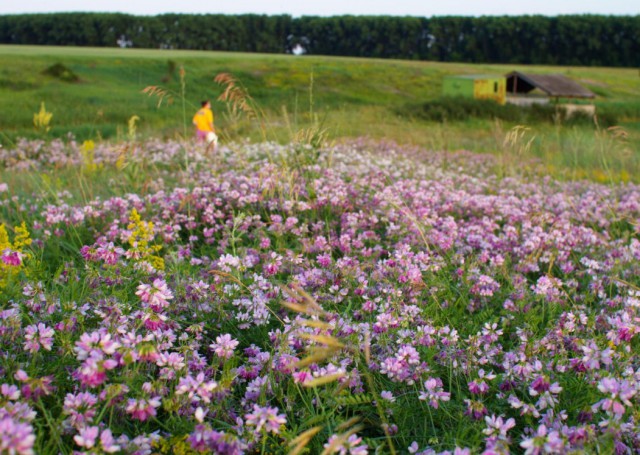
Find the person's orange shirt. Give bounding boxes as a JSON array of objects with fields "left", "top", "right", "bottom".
[{"left": 193, "top": 108, "right": 214, "bottom": 132}]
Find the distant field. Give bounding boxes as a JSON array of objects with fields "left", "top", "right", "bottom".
[{"left": 1, "top": 45, "right": 639, "bottom": 179}]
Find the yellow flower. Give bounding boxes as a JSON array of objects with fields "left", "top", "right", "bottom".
[
  {"left": 79, "top": 140, "right": 103, "bottom": 174},
  {"left": 33, "top": 102, "right": 53, "bottom": 133},
  {"left": 0, "top": 222, "right": 32, "bottom": 290},
  {"left": 0, "top": 224, "right": 10, "bottom": 252},
  {"left": 13, "top": 222, "right": 33, "bottom": 249},
  {"left": 126, "top": 209, "right": 164, "bottom": 271}
]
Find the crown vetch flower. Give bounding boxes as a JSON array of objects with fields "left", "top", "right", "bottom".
[
  {"left": 210, "top": 334, "right": 239, "bottom": 359},
  {"left": 23, "top": 323, "right": 54, "bottom": 353},
  {"left": 244, "top": 404, "right": 286, "bottom": 435},
  {"left": 125, "top": 396, "right": 161, "bottom": 422},
  {"left": 419, "top": 377, "right": 451, "bottom": 409},
  {"left": 0, "top": 417, "right": 35, "bottom": 455}
]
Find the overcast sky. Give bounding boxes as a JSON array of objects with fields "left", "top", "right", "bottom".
[{"left": 1, "top": 0, "right": 638, "bottom": 16}]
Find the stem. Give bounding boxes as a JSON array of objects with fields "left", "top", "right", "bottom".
[
  {"left": 426, "top": 404, "right": 437, "bottom": 439},
  {"left": 179, "top": 66, "right": 190, "bottom": 172},
  {"left": 261, "top": 430, "right": 267, "bottom": 454},
  {"left": 180, "top": 66, "right": 187, "bottom": 140},
  {"left": 360, "top": 353, "right": 397, "bottom": 455},
  {"left": 37, "top": 399, "right": 66, "bottom": 454}
]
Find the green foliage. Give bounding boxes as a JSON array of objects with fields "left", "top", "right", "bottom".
[
  {"left": 1, "top": 14, "right": 639, "bottom": 67},
  {"left": 152, "top": 435, "right": 200, "bottom": 455},
  {"left": 0, "top": 45, "right": 639, "bottom": 181},
  {"left": 42, "top": 62, "right": 79, "bottom": 83},
  {"left": 404, "top": 96, "right": 619, "bottom": 127},
  {"left": 162, "top": 59, "right": 177, "bottom": 83}
]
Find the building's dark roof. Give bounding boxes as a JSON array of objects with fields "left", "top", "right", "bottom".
[{"left": 505, "top": 71, "right": 595, "bottom": 98}]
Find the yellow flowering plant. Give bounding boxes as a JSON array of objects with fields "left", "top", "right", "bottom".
[
  {"left": 126, "top": 208, "right": 164, "bottom": 271},
  {"left": 33, "top": 102, "right": 53, "bottom": 133},
  {"left": 0, "top": 222, "right": 32, "bottom": 290},
  {"left": 80, "top": 140, "right": 102, "bottom": 174}
]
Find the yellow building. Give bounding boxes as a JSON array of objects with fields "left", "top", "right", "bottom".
[{"left": 442, "top": 75, "right": 506, "bottom": 105}]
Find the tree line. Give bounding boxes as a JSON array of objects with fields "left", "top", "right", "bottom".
[{"left": 1, "top": 13, "right": 638, "bottom": 66}]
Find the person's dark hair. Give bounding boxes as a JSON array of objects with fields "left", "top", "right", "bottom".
[{"left": 201, "top": 100, "right": 210, "bottom": 107}]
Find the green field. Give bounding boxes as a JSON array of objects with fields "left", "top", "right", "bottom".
[{"left": 1, "top": 45, "right": 639, "bottom": 180}]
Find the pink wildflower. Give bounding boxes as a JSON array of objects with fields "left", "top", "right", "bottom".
[
  {"left": 74, "top": 426, "right": 121, "bottom": 453},
  {"left": 468, "top": 369, "right": 496, "bottom": 395},
  {"left": 136, "top": 278, "right": 174, "bottom": 311},
  {"left": 1, "top": 250, "right": 22, "bottom": 266},
  {"left": 74, "top": 426, "right": 99, "bottom": 449},
  {"left": 470, "top": 275, "right": 500, "bottom": 297},
  {"left": 520, "top": 425, "right": 565, "bottom": 455},
  {"left": 419, "top": 377, "right": 451, "bottom": 409},
  {"left": 23, "top": 323, "right": 54, "bottom": 353},
  {"left": 74, "top": 351, "right": 118, "bottom": 388},
  {"left": 292, "top": 371, "right": 312, "bottom": 384},
  {"left": 531, "top": 276, "right": 563, "bottom": 302},
  {"left": 0, "top": 384, "right": 20, "bottom": 401},
  {"left": 380, "top": 390, "right": 396, "bottom": 402},
  {"left": 483, "top": 414, "right": 516, "bottom": 439},
  {"left": 592, "top": 377, "right": 635, "bottom": 418},
  {"left": 63, "top": 392, "right": 98, "bottom": 428},
  {"left": 74, "top": 330, "right": 120, "bottom": 360},
  {"left": 0, "top": 417, "right": 35, "bottom": 455},
  {"left": 125, "top": 396, "right": 161, "bottom": 421},
  {"left": 175, "top": 372, "right": 218, "bottom": 404},
  {"left": 465, "top": 399, "right": 488, "bottom": 420},
  {"left": 209, "top": 333, "right": 239, "bottom": 359},
  {"left": 324, "top": 433, "right": 368, "bottom": 455},
  {"left": 245, "top": 404, "right": 286, "bottom": 435}
]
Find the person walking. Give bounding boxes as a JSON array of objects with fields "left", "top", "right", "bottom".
[{"left": 192, "top": 100, "right": 218, "bottom": 151}]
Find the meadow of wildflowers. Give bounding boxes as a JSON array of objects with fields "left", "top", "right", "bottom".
[{"left": 0, "top": 137, "right": 639, "bottom": 454}]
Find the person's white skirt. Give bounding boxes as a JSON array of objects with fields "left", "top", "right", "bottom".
[{"left": 206, "top": 132, "right": 218, "bottom": 147}]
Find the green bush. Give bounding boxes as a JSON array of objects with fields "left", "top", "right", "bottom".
[
  {"left": 42, "top": 63, "right": 80, "bottom": 83},
  {"left": 597, "top": 102, "right": 640, "bottom": 122},
  {"left": 403, "top": 96, "right": 618, "bottom": 127}
]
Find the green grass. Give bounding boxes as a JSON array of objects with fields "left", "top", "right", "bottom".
[{"left": 1, "top": 45, "right": 639, "bottom": 180}]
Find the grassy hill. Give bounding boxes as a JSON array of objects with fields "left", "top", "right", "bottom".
[{"left": 1, "top": 45, "right": 639, "bottom": 178}]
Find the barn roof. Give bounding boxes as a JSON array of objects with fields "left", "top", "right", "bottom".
[{"left": 505, "top": 71, "right": 595, "bottom": 98}]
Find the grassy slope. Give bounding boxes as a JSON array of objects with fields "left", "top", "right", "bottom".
[{"left": 1, "top": 45, "right": 639, "bottom": 178}]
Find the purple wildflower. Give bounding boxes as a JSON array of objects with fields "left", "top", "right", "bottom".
[
  {"left": 244, "top": 404, "right": 286, "bottom": 435},
  {"left": 419, "top": 377, "right": 451, "bottom": 409},
  {"left": 210, "top": 334, "right": 239, "bottom": 359},
  {"left": 0, "top": 417, "right": 35, "bottom": 455},
  {"left": 23, "top": 323, "right": 54, "bottom": 353}
]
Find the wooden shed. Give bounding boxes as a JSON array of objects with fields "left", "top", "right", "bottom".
[
  {"left": 443, "top": 75, "right": 506, "bottom": 105},
  {"left": 505, "top": 71, "right": 595, "bottom": 106}
]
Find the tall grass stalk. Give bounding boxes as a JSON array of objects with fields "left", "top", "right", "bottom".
[
  {"left": 180, "top": 66, "right": 188, "bottom": 140},
  {"left": 492, "top": 121, "right": 536, "bottom": 179}
]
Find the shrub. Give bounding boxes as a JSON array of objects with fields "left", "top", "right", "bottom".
[
  {"left": 403, "top": 97, "right": 618, "bottom": 127},
  {"left": 42, "top": 63, "right": 80, "bottom": 83}
]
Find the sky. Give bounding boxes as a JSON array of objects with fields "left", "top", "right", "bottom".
[{"left": 1, "top": 0, "right": 638, "bottom": 17}]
